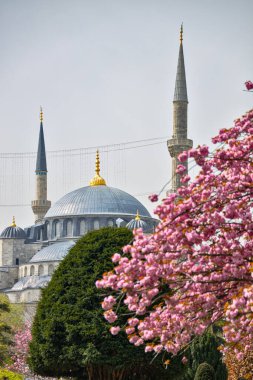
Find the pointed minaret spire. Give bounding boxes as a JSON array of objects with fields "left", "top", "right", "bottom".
[
  {"left": 36, "top": 107, "right": 47, "bottom": 173},
  {"left": 31, "top": 108, "right": 51, "bottom": 223},
  {"left": 167, "top": 26, "right": 193, "bottom": 192},
  {"left": 174, "top": 24, "right": 188, "bottom": 103}
]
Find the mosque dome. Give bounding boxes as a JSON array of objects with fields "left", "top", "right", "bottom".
[
  {"left": 30, "top": 240, "right": 75, "bottom": 263},
  {"left": 126, "top": 211, "right": 148, "bottom": 230},
  {"left": 45, "top": 151, "right": 151, "bottom": 220},
  {"left": 0, "top": 217, "right": 26, "bottom": 239},
  {"left": 45, "top": 186, "right": 151, "bottom": 219}
]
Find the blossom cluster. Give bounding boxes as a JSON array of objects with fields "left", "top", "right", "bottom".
[
  {"left": 97, "top": 109, "right": 253, "bottom": 359},
  {"left": 8, "top": 322, "right": 32, "bottom": 375}
]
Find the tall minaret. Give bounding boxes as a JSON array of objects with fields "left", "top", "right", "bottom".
[
  {"left": 31, "top": 107, "right": 51, "bottom": 223},
  {"left": 167, "top": 25, "right": 193, "bottom": 192}
]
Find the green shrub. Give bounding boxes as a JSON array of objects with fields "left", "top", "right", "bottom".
[{"left": 194, "top": 362, "right": 216, "bottom": 380}]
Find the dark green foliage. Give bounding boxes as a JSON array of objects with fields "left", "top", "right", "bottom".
[
  {"left": 0, "top": 295, "right": 13, "bottom": 365},
  {"left": 194, "top": 362, "right": 215, "bottom": 380},
  {"left": 28, "top": 228, "right": 169, "bottom": 380},
  {"left": 181, "top": 332, "right": 227, "bottom": 380}
]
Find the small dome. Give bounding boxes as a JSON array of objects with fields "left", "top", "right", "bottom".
[
  {"left": 126, "top": 213, "right": 147, "bottom": 230},
  {"left": 9, "top": 275, "right": 51, "bottom": 291},
  {"left": 30, "top": 240, "right": 75, "bottom": 263},
  {"left": 1, "top": 224, "right": 26, "bottom": 239}
]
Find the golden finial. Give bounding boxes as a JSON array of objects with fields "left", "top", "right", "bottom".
[
  {"left": 180, "top": 23, "right": 183, "bottom": 44},
  {"left": 89, "top": 150, "right": 106, "bottom": 186},
  {"left": 135, "top": 210, "right": 140, "bottom": 221},
  {"left": 40, "top": 106, "right": 43, "bottom": 122},
  {"left": 95, "top": 150, "right": 100, "bottom": 176},
  {"left": 11, "top": 216, "right": 16, "bottom": 227}
]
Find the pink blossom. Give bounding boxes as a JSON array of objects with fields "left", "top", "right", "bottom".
[
  {"left": 149, "top": 193, "right": 158, "bottom": 202},
  {"left": 176, "top": 164, "right": 186, "bottom": 174},
  {"left": 112, "top": 253, "right": 121, "bottom": 263},
  {"left": 245, "top": 80, "right": 253, "bottom": 90},
  {"left": 110, "top": 326, "right": 121, "bottom": 335},
  {"left": 182, "top": 356, "right": 188, "bottom": 364}
]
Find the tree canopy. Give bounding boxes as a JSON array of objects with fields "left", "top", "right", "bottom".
[
  {"left": 28, "top": 227, "right": 170, "bottom": 380},
  {"left": 0, "top": 294, "right": 12, "bottom": 366},
  {"left": 98, "top": 109, "right": 253, "bottom": 361}
]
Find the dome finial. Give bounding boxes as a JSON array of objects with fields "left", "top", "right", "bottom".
[
  {"left": 95, "top": 150, "right": 100, "bottom": 176},
  {"left": 135, "top": 210, "right": 140, "bottom": 221},
  {"left": 11, "top": 216, "right": 16, "bottom": 227},
  {"left": 40, "top": 106, "right": 43, "bottom": 123},
  {"left": 89, "top": 150, "right": 106, "bottom": 186},
  {"left": 180, "top": 23, "right": 183, "bottom": 44}
]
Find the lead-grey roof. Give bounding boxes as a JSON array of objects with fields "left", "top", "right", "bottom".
[
  {"left": 174, "top": 44, "right": 188, "bottom": 102},
  {"left": 45, "top": 186, "right": 151, "bottom": 219},
  {"left": 36, "top": 122, "right": 47, "bottom": 172},
  {"left": 9, "top": 275, "right": 50, "bottom": 291},
  {"left": 126, "top": 218, "right": 147, "bottom": 231},
  {"left": 30, "top": 240, "right": 75, "bottom": 263},
  {"left": 0, "top": 225, "right": 26, "bottom": 239}
]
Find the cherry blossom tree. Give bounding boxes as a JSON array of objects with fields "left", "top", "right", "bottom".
[
  {"left": 97, "top": 108, "right": 253, "bottom": 361},
  {"left": 8, "top": 322, "right": 32, "bottom": 376}
]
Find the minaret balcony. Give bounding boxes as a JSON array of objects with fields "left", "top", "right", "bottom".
[{"left": 167, "top": 137, "right": 193, "bottom": 157}]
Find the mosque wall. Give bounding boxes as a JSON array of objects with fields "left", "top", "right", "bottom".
[
  {"left": 7, "top": 288, "right": 41, "bottom": 304},
  {"left": 19, "top": 261, "right": 58, "bottom": 278},
  {"left": 22, "top": 242, "right": 43, "bottom": 262},
  {"left": 0, "top": 267, "right": 18, "bottom": 290},
  {"left": 0, "top": 239, "right": 26, "bottom": 266}
]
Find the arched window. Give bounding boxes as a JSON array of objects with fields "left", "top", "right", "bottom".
[
  {"left": 30, "top": 265, "right": 35, "bottom": 276},
  {"left": 79, "top": 219, "right": 87, "bottom": 235},
  {"left": 94, "top": 220, "right": 100, "bottom": 230},
  {"left": 44, "top": 222, "right": 49, "bottom": 240},
  {"left": 48, "top": 264, "right": 54, "bottom": 275},
  {"left": 66, "top": 220, "right": 72, "bottom": 237},
  {"left": 24, "top": 267, "right": 27, "bottom": 277},
  {"left": 38, "top": 265, "right": 44, "bottom": 276},
  {"left": 15, "top": 258, "right": 19, "bottom": 265},
  {"left": 108, "top": 219, "right": 114, "bottom": 227},
  {"left": 53, "top": 220, "right": 61, "bottom": 238}
]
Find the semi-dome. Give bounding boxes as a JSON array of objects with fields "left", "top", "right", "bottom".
[
  {"left": 30, "top": 240, "right": 75, "bottom": 263},
  {"left": 0, "top": 217, "right": 26, "bottom": 239},
  {"left": 45, "top": 185, "right": 151, "bottom": 219},
  {"left": 9, "top": 275, "right": 51, "bottom": 291}
]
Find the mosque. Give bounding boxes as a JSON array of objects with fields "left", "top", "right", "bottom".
[{"left": 0, "top": 27, "right": 192, "bottom": 309}]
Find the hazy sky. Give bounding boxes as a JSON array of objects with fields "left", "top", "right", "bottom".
[{"left": 0, "top": 0, "right": 252, "bottom": 229}]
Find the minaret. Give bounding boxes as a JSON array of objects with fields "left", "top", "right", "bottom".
[
  {"left": 167, "top": 25, "right": 193, "bottom": 192},
  {"left": 31, "top": 107, "right": 51, "bottom": 223}
]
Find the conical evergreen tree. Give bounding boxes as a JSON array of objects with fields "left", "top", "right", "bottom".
[{"left": 28, "top": 228, "right": 170, "bottom": 380}]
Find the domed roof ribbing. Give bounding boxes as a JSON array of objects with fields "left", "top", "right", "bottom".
[
  {"left": 9, "top": 275, "right": 51, "bottom": 291},
  {"left": 0, "top": 217, "right": 26, "bottom": 239},
  {"left": 30, "top": 240, "right": 75, "bottom": 263},
  {"left": 126, "top": 211, "right": 148, "bottom": 230},
  {"left": 45, "top": 186, "right": 151, "bottom": 219}
]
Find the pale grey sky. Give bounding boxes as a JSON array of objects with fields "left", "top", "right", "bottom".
[{"left": 0, "top": 0, "right": 252, "bottom": 230}]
